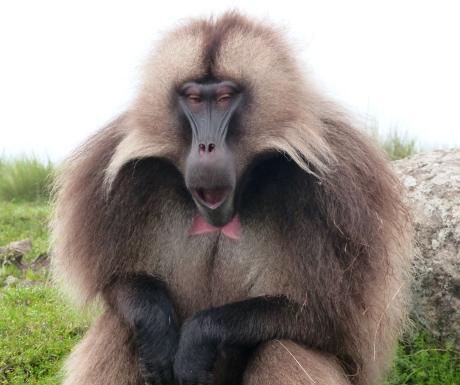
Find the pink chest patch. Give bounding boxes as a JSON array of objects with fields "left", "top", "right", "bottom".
[{"left": 190, "top": 214, "right": 240, "bottom": 240}]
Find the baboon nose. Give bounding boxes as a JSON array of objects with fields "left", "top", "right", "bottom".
[{"left": 198, "top": 143, "right": 216, "bottom": 155}]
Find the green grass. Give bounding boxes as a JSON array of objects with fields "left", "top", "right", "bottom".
[
  {"left": 0, "top": 285, "right": 90, "bottom": 385},
  {"left": 385, "top": 328, "right": 460, "bottom": 384},
  {"left": 0, "top": 202, "right": 50, "bottom": 253},
  {"left": 380, "top": 128, "right": 419, "bottom": 161},
  {"left": 367, "top": 124, "right": 421, "bottom": 161},
  {"left": 0, "top": 155, "right": 53, "bottom": 202},
  {"left": 0, "top": 200, "right": 89, "bottom": 385},
  {"left": 0, "top": 202, "right": 50, "bottom": 280}
]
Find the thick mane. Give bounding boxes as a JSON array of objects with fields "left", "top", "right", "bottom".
[{"left": 51, "top": 11, "right": 413, "bottom": 385}]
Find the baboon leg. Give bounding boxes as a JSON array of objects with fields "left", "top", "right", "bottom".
[
  {"left": 61, "top": 310, "right": 145, "bottom": 385},
  {"left": 243, "top": 340, "right": 350, "bottom": 385}
]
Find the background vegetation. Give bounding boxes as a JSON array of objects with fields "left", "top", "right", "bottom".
[
  {"left": 0, "top": 155, "right": 53, "bottom": 203},
  {"left": 1, "top": 131, "right": 458, "bottom": 384}
]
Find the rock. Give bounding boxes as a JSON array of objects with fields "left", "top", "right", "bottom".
[
  {"left": 0, "top": 239, "right": 33, "bottom": 271},
  {"left": 7, "top": 239, "right": 33, "bottom": 254},
  {"left": 3, "top": 275, "right": 19, "bottom": 286},
  {"left": 30, "top": 253, "right": 49, "bottom": 271},
  {"left": 18, "top": 279, "right": 40, "bottom": 288},
  {"left": 0, "top": 239, "right": 33, "bottom": 255},
  {"left": 395, "top": 148, "right": 460, "bottom": 348}
]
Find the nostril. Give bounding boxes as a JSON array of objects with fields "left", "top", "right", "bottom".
[{"left": 198, "top": 143, "right": 216, "bottom": 155}]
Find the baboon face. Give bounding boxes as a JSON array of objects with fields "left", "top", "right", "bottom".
[{"left": 177, "top": 79, "right": 245, "bottom": 227}]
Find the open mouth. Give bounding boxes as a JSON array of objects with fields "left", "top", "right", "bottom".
[{"left": 194, "top": 188, "right": 229, "bottom": 209}]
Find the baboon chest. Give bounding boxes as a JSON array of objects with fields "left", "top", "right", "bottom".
[{"left": 162, "top": 226, "right": 286, "bottom": 319}]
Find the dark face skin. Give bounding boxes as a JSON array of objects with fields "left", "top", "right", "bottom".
[{"left": 178, "top": 80, "right": 243, "bottom": 227}]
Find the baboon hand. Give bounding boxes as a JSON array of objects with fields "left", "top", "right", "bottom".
[
  {"left": 137, "top": 312, "right": 180, "bottom": 385},
  {"left": 140, "top": 337, "right": 177, "bottom": 385},
  {"left": 173, "top": 311, "right": 218, "bottom": 385},
  {"left": 141, "top": 352, "right": 175, "bottom": 385}
]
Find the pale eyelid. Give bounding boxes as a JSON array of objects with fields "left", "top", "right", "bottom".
[{"left": 216, "top": 94, "right": 232, "bottom": 103}]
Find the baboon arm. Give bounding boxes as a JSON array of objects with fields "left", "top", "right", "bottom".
[
  {"left": 104, "top": 273, "right": 179, "bottom": 385},
  {"left": 173, "top": 296, "right": 319, "bottom": 385}
]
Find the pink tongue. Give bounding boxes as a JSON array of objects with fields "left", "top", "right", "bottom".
[{"left": 190, "top": 215, "right": 240, "bottom": 240}]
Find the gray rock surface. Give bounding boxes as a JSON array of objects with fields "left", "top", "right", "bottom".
[
  {"left": 395, "top": 148, "right": 460, "bottom": 348},
  {"left": 0, "top": 238, "right": 32, "bottom": 256}
]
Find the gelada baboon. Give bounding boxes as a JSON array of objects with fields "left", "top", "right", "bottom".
[{"left": 52, "top": 11, "right": 412, "bottom": 385}]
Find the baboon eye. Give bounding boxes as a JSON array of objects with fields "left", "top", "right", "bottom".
[
  {"left": 216, "top": 94, "right": 232, "bottom": 105},
  {"left": 187, "top": 95, "right": 202, "bottom": 105}
]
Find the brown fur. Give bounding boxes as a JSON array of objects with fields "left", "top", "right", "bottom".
[
  {"left": 244, "top": 340, "right": 349, "bottom": 385},
  {"left": 52, "top": 11, "right": 412, "bottom": 385}
]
